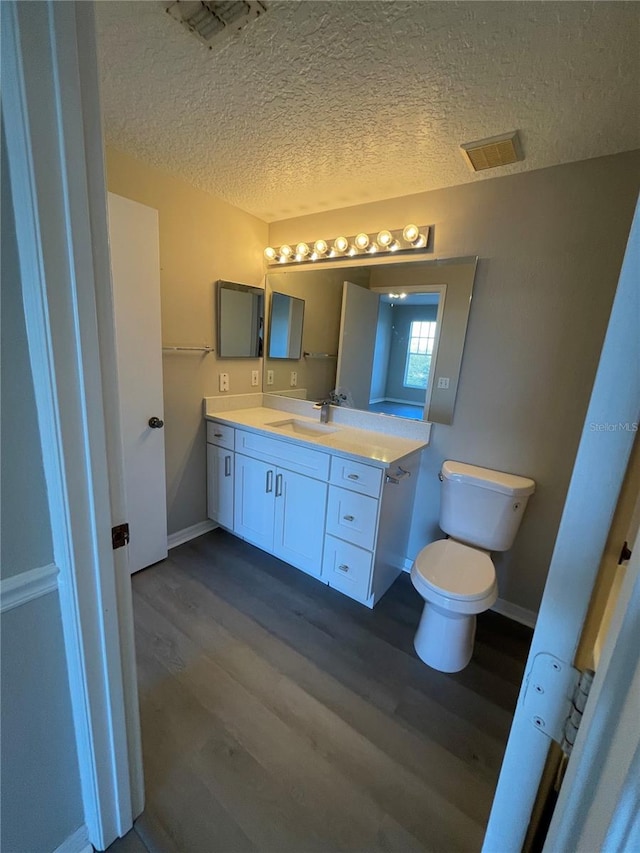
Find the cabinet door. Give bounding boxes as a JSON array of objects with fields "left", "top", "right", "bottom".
[
  {"left": 273, "top": 469, "right": 327, "bottom": 578},
  {"left": 234, "top": 454, "right": 275, "bottom": 552},
  {"left": 207, "top": 444, "right": 234, "bottom": 530}
]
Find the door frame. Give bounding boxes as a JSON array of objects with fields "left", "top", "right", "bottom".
[
  {"left": 2, "top": 1, "right": 143, "bottom": 848},
  {"left": 483, "top": 196, "right": 639, "bottom": 850}
]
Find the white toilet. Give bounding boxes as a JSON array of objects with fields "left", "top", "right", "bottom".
[{"left": 411, "top": 460, "right": 536, "bottom": 673}]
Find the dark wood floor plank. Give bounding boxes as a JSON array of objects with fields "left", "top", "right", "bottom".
[
  {"left": 135, "top": 569, "right": 490, "bottom": 841},
  {"left": 132, "top": 530, "right": 532, "bottom": 853}
]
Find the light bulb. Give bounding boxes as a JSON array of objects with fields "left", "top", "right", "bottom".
[
  {"left": 389, "top": 241, "right": 400, "bottom": 252},
  {"left": 310, "top": 252, "right": 318, "bottom": 261},
  {"left": 377, "top": 230, "right": 393, "bottom": 247},
  {"left": 414, "top": 234, "right": 427, "bottom": 248},
  {"left": 279, "top": 255, "right": 286, "bottom": 263},
  {"left": 280, "top": 244, "right": 292, "bottom": 258},
  {"left": 368, "top": 243, "right": 379, "bottom": 254},
  {"left": 402, "top": 224, "right": 420, "bottom": 243},
  {"left": 296, "top": 242, "right": 309, "bottom": 257},
  {"left": 314, "top": 239, "right": 328, "bottom": 255},
  {"left": 264, "top": 246, "right": 277, "bottom": 261},
  {"left": 354, "top": 232, "right": 369, "bottom": 250},
  {"left": 334, "top": 236, "right": 349, "bottom": 253},
  {"left": 348, "top": 246, "right": 357, "bottom": 256},
  {"left": 399, "top": 293, "right": 407, "bottom": 299}
]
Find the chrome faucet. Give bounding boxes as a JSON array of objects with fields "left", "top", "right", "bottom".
[{"left": 314, "top": 400, "right": 332, "bottom": 423}]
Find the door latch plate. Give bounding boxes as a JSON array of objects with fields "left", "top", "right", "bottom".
[
  {"left": 112, "top": 523, "right": 130, "bottom": 550},
  {"left": 523, "top": 653, "right": 579, "bottom": 743}
]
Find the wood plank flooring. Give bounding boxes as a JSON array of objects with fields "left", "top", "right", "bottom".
[{"left": 131, "top": 529, "right": 532, "bottom": 853}]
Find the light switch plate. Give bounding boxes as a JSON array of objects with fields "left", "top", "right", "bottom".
[
  {"left": 251, "top": 370, "right": 259, "bottom": 387},
  {"left": 266, "top": 370, "right": 274, "bottom": 386}
]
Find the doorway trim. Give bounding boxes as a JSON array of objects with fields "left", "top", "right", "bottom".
[{"left": 2, "top": 1, "right": 142, "bottom": 847}]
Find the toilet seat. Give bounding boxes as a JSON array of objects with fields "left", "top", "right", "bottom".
[{"left": 412, "top": 539, "right": 496, "bottom": 601}]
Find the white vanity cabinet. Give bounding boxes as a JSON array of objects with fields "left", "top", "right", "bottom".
[
  {"left": 233, "top": 429, "right": 329, "bottom": 578},
  {"left": 205, "top": 417, "right": 421, "bottom": 608},
  {"left": 206, "top": 422, "right": 235, "bottom": 529}
]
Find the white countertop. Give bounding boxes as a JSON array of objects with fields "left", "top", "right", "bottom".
[{"left": 206, "top": 407, "right": 428, "bottom": 467}]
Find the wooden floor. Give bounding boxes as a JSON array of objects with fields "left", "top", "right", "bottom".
[{"left": 131, "top": 529, "right": 532, "bottom": 853}]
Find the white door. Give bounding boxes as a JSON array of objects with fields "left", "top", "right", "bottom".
[
  {"left": 336, "top": 281, "right": 380, "bottom": 409},
  {"left": 108, "top": 193, "right": 167, "bottom": 574},
  {"left": 273, "top": 470, "right": 327, "bottom": 577},
  {"left": 483, "top": 199, "right": 639, "bottom": 850},
  {"left": 206, "top": 445, "right": 234, "bottom": 530},
  {"left": 234, "top": 454, "right": 275, "bottom": 551}
]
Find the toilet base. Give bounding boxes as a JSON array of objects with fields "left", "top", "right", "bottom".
[{"left": 413, "top": 602, "right": 477, "bottom": 673}]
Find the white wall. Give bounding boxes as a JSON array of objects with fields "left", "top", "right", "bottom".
[
  {"left": 270, "top": 151, "right": 640, "bottom": 613},
  {"left": 1, "top": 133, "right": 84, "bottom": 852}
]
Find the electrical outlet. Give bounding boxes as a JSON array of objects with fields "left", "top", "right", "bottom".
[
  {"left": 290, "top": 371, "right": 297, "bottom": 387},
  {"left": 219, "top": 372, "right": 229, "bottom": 392},
  {"left": 251, "top": 370, "right": 259, "bottom": 387},
  {"left": 437, "top": 377, "right": 450, "bottom": 390},
  {"left": 266, "top": 370, "right": 274, "bottom": 386}
]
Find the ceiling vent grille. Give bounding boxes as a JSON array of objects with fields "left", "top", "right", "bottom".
[
  {"left": 460, "top": 131, "right": 523, "bottom": 172},
  {"left": 166, "top": 1, "right": 268, "bottom": 49}
]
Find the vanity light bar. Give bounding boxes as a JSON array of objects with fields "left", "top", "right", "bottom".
[{"left": 264, "top": 225, "right": 430, "bottom": 265}]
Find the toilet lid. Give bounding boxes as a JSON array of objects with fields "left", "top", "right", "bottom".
[{"left": 414, "top": 539, "right": 496, "bottom": 601}]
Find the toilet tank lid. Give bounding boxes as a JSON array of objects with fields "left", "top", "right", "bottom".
[{"left": 442, "top": 460, "right": 536, "bottom": 497}]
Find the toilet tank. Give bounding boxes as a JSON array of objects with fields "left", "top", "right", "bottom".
[{"left": 440, "top": 460, "right": 536, "bottom": 551}]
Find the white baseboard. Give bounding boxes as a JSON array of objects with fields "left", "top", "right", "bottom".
[
  {"left": 491, "top": 597, "right": 538, "bottom": 628},
  {"left": 54, "top": 825, "right": 92, "bottom": 853},
  {"left": 401, "top": 559, "right": 537, "bottom": 627},
  {"left": 168, "top": 520, "right": 217, "bottom": 550},
  {"left": 0, "top": 563, "right": 59, "bottom": 613}
]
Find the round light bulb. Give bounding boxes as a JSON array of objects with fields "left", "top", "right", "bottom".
[
  {"left": 389, "top": 240, "right": 400, "bottom": 252},
  {"left": 377, "top": 230, "right": 393, "bottom": 247},
  {"left": 280, "top": 244, "right": 292, "bottom": 258},
  {"left": 314, "top": 239, "right": 328, "bottom": 255},
  {"left": 414, "top": 233, "right": 427, "bottom": 248},
  {"left": 402, "top": 224, "right": 420, "bottom": 243},
  {"left": 296, "top": 242, "right": 309, "bottom": 257},
  {"left": 354, "top": 232, "right": 369, "bottom": 250},
  {"left": 368, "top": 243, "right": 379, "bottom": 254},
  {"left": 264, "top": 246, "right": 277, "bottom": 261},
  {"left": 334, "top": 236, "right": 349, "bottom": 253}
]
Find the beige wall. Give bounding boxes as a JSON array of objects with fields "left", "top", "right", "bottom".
[
  {"left": 270, "top": 151, "right": 640, "bottom": 613},
  {"left": 106, "top": 147, "right": 268, "bottom": 534}
]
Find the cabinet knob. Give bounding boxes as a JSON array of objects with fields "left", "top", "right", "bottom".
[{"left": 343, "top": 514, "right": 355, "bottom": 522}]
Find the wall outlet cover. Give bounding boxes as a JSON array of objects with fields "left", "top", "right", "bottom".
[
  {"left": 437, "top": 377, "right": 450, "bottom": 389},
  {"left": 219, "top": 372, "right": 230, "bottom": 392},
  {"left": 290, "top": 371, "right": 297, "bottom": 387}
]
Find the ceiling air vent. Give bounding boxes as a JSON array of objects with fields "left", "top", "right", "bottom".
[
  {"left": 460, "top": 131, "right": 523, "bottom": 172},
  {"left": 166, "top": 1, "right": 268, "bottom": 49}
]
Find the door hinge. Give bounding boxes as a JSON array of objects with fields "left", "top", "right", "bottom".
[
  {"left": 523, "top": 652, "right": 595, "bottom": 756},
  {"left": 618, "top": 540, "right": 632, "bottom": 565},
  {"left": 112, "top": 523, "right": 130, "bottom": 550}
]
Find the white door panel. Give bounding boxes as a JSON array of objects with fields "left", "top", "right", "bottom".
[
  {"left": 273, "top": 469, "right": 327, "bottom": 577},
  {"left": 234, "top": 454, "right": 275, "bottom": 551},
  {"left": 336, "top": 281, "right": 379, "bottom": 409},
  {"left": 108, "top": 193, "right": 167, "bottom": 574}
]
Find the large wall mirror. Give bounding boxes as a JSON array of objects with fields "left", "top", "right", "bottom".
[
  {"left": 264, "top": 257, "right": 477, "bottom": 425},
  {"left": 217, "top": 280, "right": 264, "bottom": 358}
]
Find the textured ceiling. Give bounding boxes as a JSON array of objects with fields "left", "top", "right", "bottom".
[{"left": 96, "top": 1, "right": 640, "bottom": 222}]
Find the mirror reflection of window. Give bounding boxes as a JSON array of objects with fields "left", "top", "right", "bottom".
[
  {"left": 267, "top": 292, "right": 305, "bottom": 359},
  {"left": 404, "top": 321, "right": 438, "bottom": 389}
]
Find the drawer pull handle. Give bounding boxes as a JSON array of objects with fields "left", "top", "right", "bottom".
[
  {"left": 275, "top": 473, "right": 283, "bottom": 497},
  {"left": 343, "top": 514, "right": 355, "bottom": 522},
  {"left": 347, "top": 473, "right": 360, "bottom": 480},
  {"left": 337, "top": 564, "right": 350, "bottom": 573},
  {"left": 224, "top": 455, "right": 231, "bottom": 477},
  {"left": 266, "top": 470, "right": 273, "bottom": 493},
  {"left": 214, "top": 432, "right": 223, "bottom": 438}
]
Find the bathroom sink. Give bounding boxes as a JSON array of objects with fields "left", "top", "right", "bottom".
[{"left": 265, "top": 418, "right": 339, "bottom": 438}]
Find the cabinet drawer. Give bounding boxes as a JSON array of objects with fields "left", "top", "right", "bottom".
[
  {"left": 236, "top": 429, "right": 330, "bottom": 481},
  {"left": 322, "top": 535, "right": 372, "bottom": 603},
  {"left": 329, "top": 457, "right": 383, "bottom": 498},
  {"left": 206, "top": 421, "right": 235, "bottom": 450},
  {"left": 326, "top": 486, "right": 378, "bottom": 550}
]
